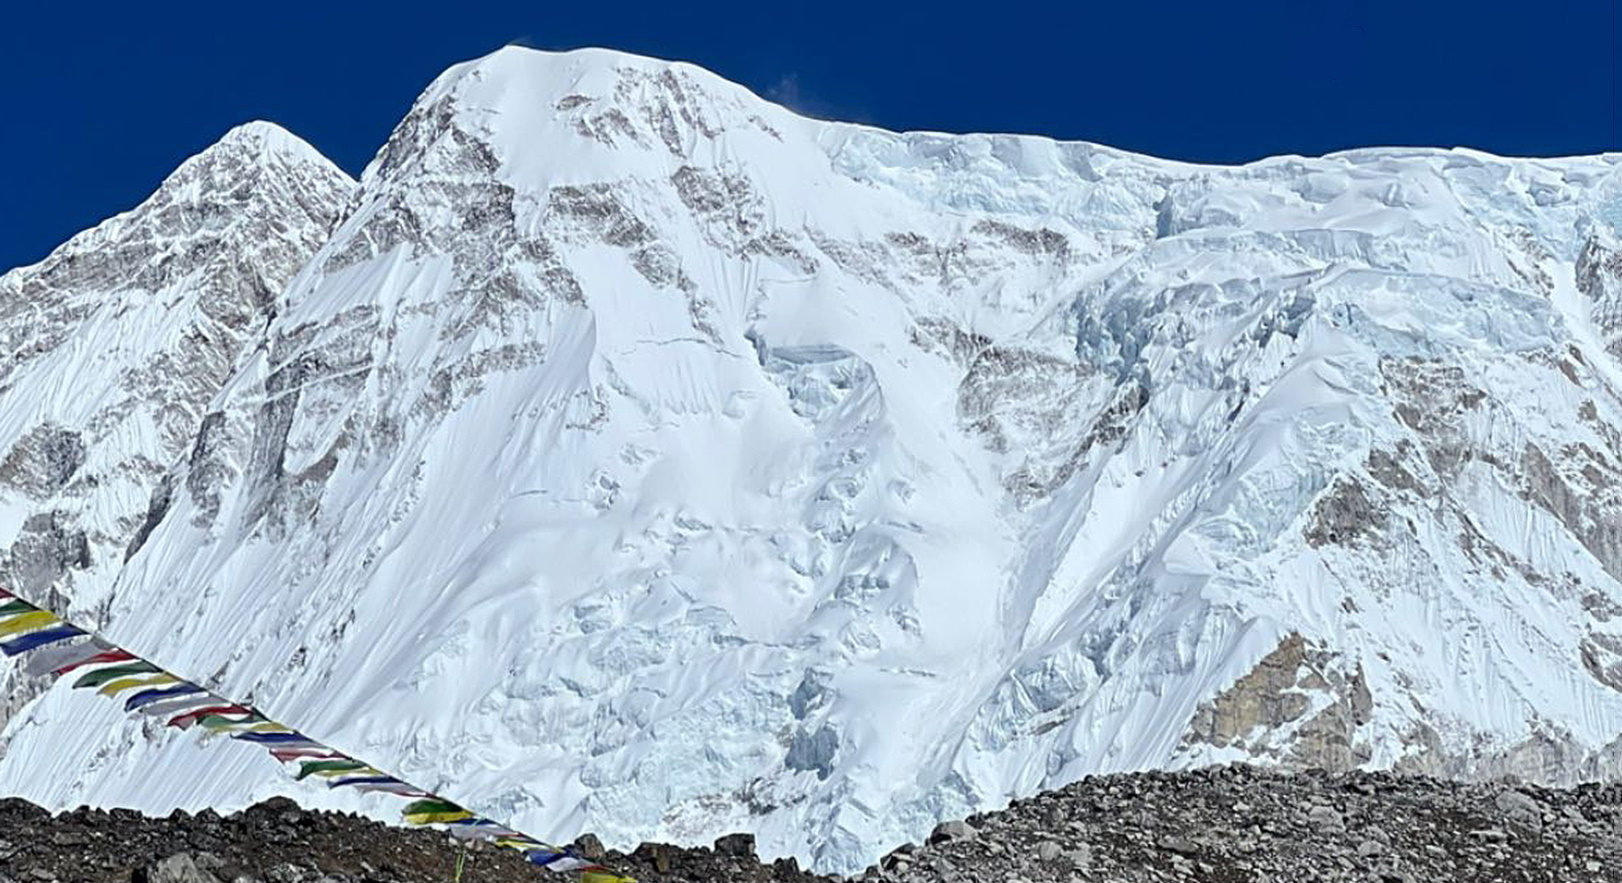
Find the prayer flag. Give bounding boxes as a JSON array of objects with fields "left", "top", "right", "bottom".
[
  {"left": 0, "top": 610, "right": 59, "bottom": 638},
  {"left": 232, "top": 733, "right": 325, "bottom": 749},
  {"left": 349, "top": 781, "right": 430, "bottom": 797},
  {"left": 73, "top": 660, "right": 160, "bottom": 689},
  {"left": 295, "top": 759, "right": 365, "bottom": 780},
  {"left": 449, "top": 823, "right": 526, "bottom": 841},
  {"left": 498, "top": 838, "right": 551, "bottom": 851},
  {"left": 135, "top": 693, "right": 221, "bottom": 718},
  {"left": 21, "top": 640, "right": 107, "bottom": 678},
  {"left": 268, "top": 747, "right": 344, "bottom": 762},
  {"left": 1, "top": 625, "right": 85, "bottom": 656},
  {"left": 168, "top": 705, "right": 251, "bottom": 729},
  {"left": 55, "top": 648, "right": 135, "bottom": 675},
  {"left": 195, "top": 713, "right": 267, "bottom": 733},
  {"left": 98, "top": 673, "right": 179, "bottom": 697},
  {"left": 404, "top": 798, "right": 474, "bottom": 825},
  {"left": 328, "top": 775, "right": 397, "bottom": 789},
  {"left": 125, "top": 683, "right": 205, "bottom": 713},
  {"left": 528, "top": 854, "right": 603, "bottom": 873}
]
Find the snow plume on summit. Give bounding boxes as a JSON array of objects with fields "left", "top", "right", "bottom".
[{"left": 3, "top": 46, "right": 1622, "bottom": 873}]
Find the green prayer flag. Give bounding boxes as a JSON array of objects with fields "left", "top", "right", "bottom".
[
  {"left": 404, "top": 798, "right": 466, "bottom": 816},
  {"left": 296, "top": 759, "right": 366, "bottom": 780},
  {"left": 72, "top": 660, "right": 161, "bottom": 689},
  {"left": 0, "top": 600, "right": 36, "bottom": 617}
]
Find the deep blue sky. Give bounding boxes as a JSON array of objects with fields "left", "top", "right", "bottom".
[{"left": 2, "top": 0, "right": 1616, "bottom": 271}]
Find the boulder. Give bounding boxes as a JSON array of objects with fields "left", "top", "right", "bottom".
[
  {"left": 715, "top": 832, "right": 757, "bottom": 858},
  {"left": 927, "top": 820, "right": 976, "bottom": 845},
  {"left": 131, "top": 854, "right": 221, "bottom": 883}
]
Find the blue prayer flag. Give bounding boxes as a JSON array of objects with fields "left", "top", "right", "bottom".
[
  {"left": 232, "top": 732, "right": 321, "bottom": 747},
  {"left": 125, "top": 683, "right": 206, "bottom": 712},
  {"left": 1, "top": 625, "right": 84, "bottom": 656},
  {"left": 328, "top": 775, "right": 398, "bottom": 789}
]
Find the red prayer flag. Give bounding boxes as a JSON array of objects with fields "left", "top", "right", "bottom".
[
  {"left": 269, "top": 747, "right": 346, "bottom": 763},
  {"left": 167, "top": 705, "right": 252, "bottom": 729},
  {"left": 53, "top": 649, "right": 135, "bottom": 675}
]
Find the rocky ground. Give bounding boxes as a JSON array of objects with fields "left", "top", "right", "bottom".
[
  {"left": 871, "top": 766, "right": 1622, "bottom": 883},
  {"left": 0, "top": 796, "right": 817, "bottom": 883},
  {"left": 2, "top": 766, "right": 1620, "bottom": 882}
]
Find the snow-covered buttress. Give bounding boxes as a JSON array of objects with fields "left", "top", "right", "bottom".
[{"left": 3, "top": 47, "right": 1622, "bottom": 874}]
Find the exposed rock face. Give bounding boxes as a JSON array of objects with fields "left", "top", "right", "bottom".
[
  {"left": 3, "top": 46, "right": 1622, "bottom": 875},
  {"left": 1303, "top": 479, "right": 1381, "bottom": 549},
  {"left": 1180, "top": 634, "right": 1373, "bottom": 771},
  {"left": 1521, "top": 440, "right": 1622, "bottom": 583},
  {"left": 1578, "top": 232, "right": 1622, "bottom": 356},
  {"left": 0, "top": 425, "right": 85, "bottom": 498}
]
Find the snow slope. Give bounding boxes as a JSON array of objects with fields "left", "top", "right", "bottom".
[{"left": 3, "top": 46, "right": 1622, "bottom": 873}]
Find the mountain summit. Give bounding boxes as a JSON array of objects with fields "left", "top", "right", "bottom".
[{"left": 3, "top": 46, "right": 1622, "bottom": 873}]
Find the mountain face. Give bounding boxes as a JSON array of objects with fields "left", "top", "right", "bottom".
[
  {"left": 0, "top": 122, "right": 353, "bottom": 729},
  {"left": 3, "top": 46, "right": 1622, "bottom": 874}
]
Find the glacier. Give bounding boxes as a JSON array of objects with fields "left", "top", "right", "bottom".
[{"left": 2, "top": 46, "right": 1622, "bottom": 874}]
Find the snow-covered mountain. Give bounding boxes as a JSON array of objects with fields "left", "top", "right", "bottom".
[
  {"left": 0, "top": 122, "right": 353, "bottom": 729},
  {"left": 3, "top": 46, "right": 1622, "bottom": 873}
]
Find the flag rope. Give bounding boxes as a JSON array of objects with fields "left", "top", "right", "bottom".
[{"left": 0, "top": 586, "right": 634, "bottom": 883}]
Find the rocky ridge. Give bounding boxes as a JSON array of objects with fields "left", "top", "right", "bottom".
[
  {"left": 872, "top": 766, "right": 1622, "bottom": 883},
  {"left": 3, "top": 767, "right": 1621, "bottom": 882}
]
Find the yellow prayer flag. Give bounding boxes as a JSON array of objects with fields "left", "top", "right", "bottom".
[
  {"left": 97, "top": 673, "right": 179, "bottom": 696},
  {"left": 580, "top": 872, "right": 638, "bottom": 883},
  {"left": 313, "top": 766, "right": 380, "bottom": 778},
  {"left": 0, "top": 610, "right": 59, "bottom": 638},
  {"left": 404, "top": 810, "right": 475, "bottom": 825},
  {"left": 196, "top": 717, "right": 276, "bottom": 733}
]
